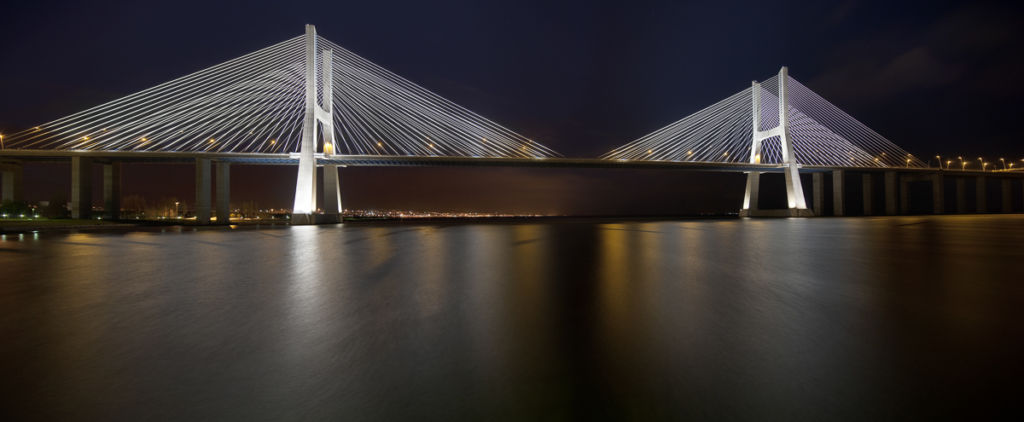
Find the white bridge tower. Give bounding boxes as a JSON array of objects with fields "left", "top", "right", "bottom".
[
  {"left": 292, "top": 24, "right": 343, "bottom": 224},
  {"left": 740, "top": 66, "right": 814, "bottom": 217}
]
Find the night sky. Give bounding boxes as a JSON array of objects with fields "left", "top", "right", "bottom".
[{"left": 2, "top": 0, "right": 1022, "bottom": 214}]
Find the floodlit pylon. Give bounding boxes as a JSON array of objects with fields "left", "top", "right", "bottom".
[
  {"left": 740, "top": 67, "right": 814, "bottom": 217},
  {"left": 292, "top": 24, "right": 342, "bottom": 224}
]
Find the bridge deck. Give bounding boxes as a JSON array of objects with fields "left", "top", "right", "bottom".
[{"left": 0, "top": 150, "right": 1019, "bottom": 176}]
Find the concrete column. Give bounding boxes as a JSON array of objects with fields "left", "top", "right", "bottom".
[
  {"left": 955, "top": 178, "right": 966, "bottom": 213},
  {"left": 932, "top": 174, "right": 944, "bottom": 214},
  {"left": 884, "top": 171, "right": 897, "bottom": 215},
  {"left": 195, "top": 158, "right": 211, "bottom": 224},
  {"left": 291, "top": 24, "right": 319, "bottom": 224},
  {"left": 813, "top": 172, "right": 824, "bottom": 216},
  {"left": 103, "top": 162, "right": 121, "bottom": 219},
  {"left": 862, "top": 173, "right": 873, "bottom": 216},
  {"left": 322, "top": 164, "right": 342, "bottom": 222},
  {"left": 71, "top": 156, "right": 93, "bottom": 219},
  {"left": 832, "top": 170, "right": 845, "bottom": 216},
  {"left": 1, "top": 164, "right": 24, "bottom": 202},
  {"left": 976, "top": 176, "right": 987, "bottom": 213},
  {"left": 739, "top": 172, "right": 760, "bottom": 216},
  {"left": 1001, "top": 179, "right": 1012, "bottom": 213},
  {"left": 216, "top": 161, "right": 230, "bottom": 224},
  {"left": 900, "top": 175, "right": 909, "bottom": 214}
]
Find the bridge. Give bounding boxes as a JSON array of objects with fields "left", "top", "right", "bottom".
[{"left": 2, "top": 25, "right": 1021, "bottom": 222}]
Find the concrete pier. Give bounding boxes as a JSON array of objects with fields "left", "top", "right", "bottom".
[
  {"left": 884, "top": 171, "right": 897, "bottom": 215},
  {"left": 103, "top": 162, "right": 121, "bottom": 219},
  {"left": 813, "top": 172, "right": 824, "bottom": 216},
  {"left": 899, "top": 175, "right": 909, "bottom": 214},
  {"left": 216, "top": 161, "right": 230, "bottom": 224},
  {"left": 932, "top": 174, "right": 944, "bottom": 214},
  {"left": 955, "top": 178, "right": 966, "bottom": 213},
  {"left": 1, "top": 164, "right": 23, "bottom": 202},
  {"left": 71, "top": 156, "right": 93, "bottom": 219},
  {"left": 321, "top": 165, "right": 342, "bottom": 222},
  {"left": 862, "top": 174, "right": 873, "bottom": 216},
  {"left": 976, "top": 176, "right": 987, "bottom": 213},
  {"left": 195, "top": 158, "right": 211, "bottom": 224},
  {"left": 832, "top": 170, "right": 845, "bottom": 216},
  {"left": 1001, "top": 179, "right": 1012, "bottom": 213}
]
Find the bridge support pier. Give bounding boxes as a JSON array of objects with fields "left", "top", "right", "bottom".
[
  {"left": 884, "top": 171, "right": 897, "bottom": 215},
  {"left": 320, "top": 165, "right": 342, "bottom": 223},
  {"left": 899, "top": 175, "right": 909, "bottom": 214},
  {"left": 955, "top": 178, "right": 966, "bottom": 213},
  {"left": 1001, "top": 179, "right": 1012, "bottom": 213},
  {"left": 739, "top": 172, "right": 760, "bottom": 216},
  {"left": 1, "top": 163, "right": 23, "bottom": 203},
  {"left": 216, "top": 162, "right": 230, "bottom": 224},
  {"left": 103, "top": 162, "right": 121, "bottom": 220},
  {"left": 813, "top": 173, "right": 824, "bottom": 216},
  {"left": 976, "top": 176, "right": 987, "bottom": 213},
  {"left": 863, "top": 173, "right": 873, "bottom": 216},
  {"left": 71, "top": 156, "right": 92, "bottom": 219},
  {"left": 195, "top": 158, "right": 211, "bottom": 224},
  {"left": 832, "top": 170, "right": 845, "bottom": 216},
  {"left": 932, "top": 174, "right": 944, "bottom": 214}
]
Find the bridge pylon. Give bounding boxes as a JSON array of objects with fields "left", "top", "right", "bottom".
[
  {"left": 740, "top": 66, "right": 814, "bottom": 217},
  {"left": 292, "top": 24, "right": 343, "bottom": 224}
]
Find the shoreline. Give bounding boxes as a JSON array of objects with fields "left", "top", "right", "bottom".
[{"left": 0, "top": 214, "right": 738, "bottom": 234}]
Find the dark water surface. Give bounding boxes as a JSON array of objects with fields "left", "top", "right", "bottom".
[{"left": 3, "top": 216, "right": 1024, "bottom": 420}]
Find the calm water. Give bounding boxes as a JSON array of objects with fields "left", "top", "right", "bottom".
[{"left": 2, "top": 216, "right": 1024, "bottom": 420}]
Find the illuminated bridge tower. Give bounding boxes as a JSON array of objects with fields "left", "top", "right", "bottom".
[
  {"left": 740, "top": 67, "right": 814, "bottom": 217},
  {"left": 292, "top": 24, "right": 342, "bottom": 224}
]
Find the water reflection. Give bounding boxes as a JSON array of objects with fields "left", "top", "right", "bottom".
[{"left": 2, "top": 216, "right": 1024, "bottom": 419}]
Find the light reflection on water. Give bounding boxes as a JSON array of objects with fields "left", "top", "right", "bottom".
[{"left": 2, "top": 215, "right": 1024, "bottom": 419}]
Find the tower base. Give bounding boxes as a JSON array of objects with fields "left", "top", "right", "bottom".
[
  {"left": 290, "top": 213, "right": 343, "bottom": 225},
  {"left": 739, "top": 208, "right": 816, "bottom": 218}
]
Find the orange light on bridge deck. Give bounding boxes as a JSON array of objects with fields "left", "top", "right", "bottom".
[
  {"left": 687, "top": 150, "right": 693, "bottom": 156},
  {"left": 722, "top": 151, "right": 729, "bottom": 157},
  {"left": 140, "top": 137, "right": 147, "bottom": 142},
  {"left": 270, "top": 139, "right": 276, "bottom": 145},
  {"left": 755, "top": 153, "right": 761, "bottom": 163},
  {"left": 481, "top": 137, "right": 487, "bottom": 143},
  {"left": 647, "top": 149, "right": 653, "bottom": 155},
  {"left": 82, "top": 136, "right": 89, "bottom": 140},
  {"left": 209, "top": 138, "right": 216, "bottom": 143},
  {"left": 376, "top": 141, "right": 382, "bottom": 147}
]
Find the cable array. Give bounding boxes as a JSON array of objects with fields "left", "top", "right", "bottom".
[
  {"left": 602, "top": 74, "right": 924, "bottom": 168},
  {"left": 3, "top": 34, "right": 559, "bottom": 158}
]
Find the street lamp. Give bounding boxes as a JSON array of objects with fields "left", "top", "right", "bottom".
[
  {"left": 935, "top": 155, "right": 941, "bottom": 169},
  {"left": 174, "top": 201, "right": 180, "bottom": 218},
  {"left": 999, "top": 158, "right": 1006, "bottom": 170},
  {"left": 983, "top": 162, "right": 989, "bottom": 171}
]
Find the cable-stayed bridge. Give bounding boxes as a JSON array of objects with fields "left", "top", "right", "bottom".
[{"left": 1, "top": 25, "right": 1021, "bottom": 221}]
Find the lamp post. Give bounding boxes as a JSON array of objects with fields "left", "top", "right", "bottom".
[
  {"left": 936, "top": 155, "right": 942, "bottom": 169},
  {"left": 999, "top": 158, "right": 1006, "bottom": 171}
]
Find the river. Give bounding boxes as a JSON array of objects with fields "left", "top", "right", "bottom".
[{"left": 2, "top": 215, "right": 1023, "bottom": 419}]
